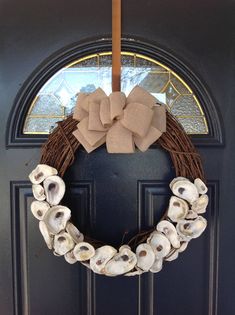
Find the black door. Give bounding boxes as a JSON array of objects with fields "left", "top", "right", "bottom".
[{"left": 1, "top": 0, "right": 234, "bottom": 314}]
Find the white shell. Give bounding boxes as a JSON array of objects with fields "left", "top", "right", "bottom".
[
  {"left": 167, "top": 196, "right": 189, "bottom": 222},
  {"left": 147, "top": 232, "right": 171, "bottom": 258},
  {"left": 169, "top": 177, "right": 190, "bottom": 190},
  {"left": 178, "top": 241, "right": 188, "bottom": 253},
  {"left": 32, "top": 184, "right": 46, "bottom": 201},
  {"left": 165, "top": 250, "right": 179, "bottom": 261},
  {"left": 136, "top": 243, "right": 155, "bottom": 271},
  {"left": 43, "top": 175, "right": 65, "bottom": 206},
  {"left": 194, "top": 178, "right": 208, "bottom": 194},
  {"left": 90, "top": 245, "right": 117, "bottom": 274},
  {"left": 53, "top": 232, "right": 75, "bottom": 255},
  {"left": 31, "top": 200, "right": 50, "bottom": 220},
  {"left": 43, "top": 205, "right": 71, "bottom": 234},
  {"left": 66, "top": 222, "right": 84, "bottom": 243},
  {"left": 157, "top": 220, "right": 180, "bottom": 248},
  {"left": 29, "top": 164, "right": 57, "bottom": 184},
  {"left": 186, "top": 209, "right": 198, "bottom": 219},
  {"left": 171, "top": 180, "right": 199, "bottom": 204},
  {"left": 192, "top": 194, "right": 209, "bottom": 214},
  {"left": 119, "top": 245, "right": 131, "bottom": 251},
  {"left": 104, "top": 247, "right": 137, "bottom": 276},
  {"left": 165, "top": 242, "right": 188, "bottom": 261},
  {"left": 64, "top": 250, "right": 77, "bottom": 264},
  {"left": 150, "top": 258, "right": 163, "bottom": 273},
  {"left": 176, "top": 216, "right": 207, "bottom": 241},
  {"left": 73, "top": 242, "right": 95, "bottom": 261},
  {"left": 39, "top": 221, "right": 53, "bottom": 249},
  {"left": 125, "top": 266, "right": 145, "bottom": 276}
]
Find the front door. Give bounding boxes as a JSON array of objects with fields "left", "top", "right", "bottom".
[{"left": 1, "top": 1, "right": 234, "bottom": 314}]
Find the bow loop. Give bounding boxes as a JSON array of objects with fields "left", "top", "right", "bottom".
[
  {"left": 100, "top": 97, "right": 112, "bottom": 127},
  {"left": 72, "top": 86, "right": 166, "bottom": 153}
]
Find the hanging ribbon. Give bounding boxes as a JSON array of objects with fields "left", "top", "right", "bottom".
[{"left": 72, "top": 85, "right": 166, "bottom": 153}]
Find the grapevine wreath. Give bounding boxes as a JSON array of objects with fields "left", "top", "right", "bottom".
[{"left": 29, "top": 85, "right": 209, "bottom": 277}]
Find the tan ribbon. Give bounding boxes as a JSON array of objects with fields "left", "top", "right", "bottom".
[{"left": 72, "top": 85, "right": 166, "bottom": 153}]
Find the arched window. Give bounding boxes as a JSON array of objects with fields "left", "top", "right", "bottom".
[{"left": 23, "top": 52, "right": 208, "bottom": 135}]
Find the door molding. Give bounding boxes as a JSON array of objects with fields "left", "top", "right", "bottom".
[
  {"left": 10, "top": 180, "right": 219, "bottom": 315},
  {"left": 6, "top": 37, "right": 224, "bottom": 147},
  {"left": 10, "top": 181, "right": 96, "bottom": 315}
]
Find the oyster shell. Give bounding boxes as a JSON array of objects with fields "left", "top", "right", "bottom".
[
  {"left": 125, "top": 266, "right": 145, "bottom": 276},
  {"left": 119, "top": 245, "right": 131, "bottom": 251},
  {"left": 43, "top": 205, "right": 71, "bottom": 234},
  {"left": 39, "top": 221, "right": 53, "bottom": 249},
  {"left": 157, "top": 220, "right": 180, "bottom": 248},
  {"left": 66, "top": 222, "right": 84, "bottom": 243},
  {"left": 192, "top": 194, "right": 209, "bottom": 214},
  {"left": 31, "top": 200, "right": 50, "bottom": 220},
  {"left": 147, "top": 231, "right": 171, "bottom": 258},
  {"left": 64, "top": 250, "right": 77, "bottom": 264},
  {"left": 169, "top": 177, "right": 190, "bottom": 190},
  {"left": 186, "top": 209, "right": 198, "bottom": 219},
  {"left": 29, "top": 164, "right": 57, "bottom": 184},
  {"left": 73, "top": 242, "right": 95, "bottom": 261},
  {"left": 194, "top": 178, "right": 208, "bottom": 194},
  {"left": 43, "top": 175, "right": 65, "bottom": 206},
  {"left": 150, "top": 258, "right": 163, "bottom": 273},
  {"left": 171, "top": 180, "right": 199, "bottom": 204},
  {"left": 32, "top": 184, "right": 46, "bottom": 201},
  {"left": 90, "top": 245, "right": 117, "bottom": 274},
  {"left": 165, "top": 249, "right": 179, "bottom": 261},
  {"left": 136, "top": 243, "right": 155, "bottom": 271},
  {"left": 176, "top": 216, "right": 207, "bottom": 241},
  {"left": 104, "top": 247, "right": 137, "bottom": 276},
  {"left": 167, "top": 196, "right": 189, "bottom": 222},
  {"left": 165, "top": 242, "right": 188, "bottom": 261},
  {"left": 178, "top": 241, "right": 189, "bottom": 253},
  {"left": 53, "top": 232, "right": 75, "bottom": 256}
]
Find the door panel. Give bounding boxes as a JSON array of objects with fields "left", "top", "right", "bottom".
[
  {"left": 10, "top": 151, "right": 219, "bottom": 315},
  {"left": 1, "top": 0, "right": 234, "bottom": 314}
]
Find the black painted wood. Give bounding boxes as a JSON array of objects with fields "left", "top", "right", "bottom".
[{"left": 0, "top": 0, "right": 234, "bottom": 314}]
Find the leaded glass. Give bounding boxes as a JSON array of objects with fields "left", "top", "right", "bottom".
[{"left": 23, "top": 52, "right": 208, "bottom": 134}]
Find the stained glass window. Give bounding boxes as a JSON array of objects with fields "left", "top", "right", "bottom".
[{"left": 23, "top": 52, "right": 208, "bottom": 134}]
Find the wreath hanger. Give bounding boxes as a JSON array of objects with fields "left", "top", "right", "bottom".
[{"left": 112, "top": 0, "right": 121, "bottom": 92}]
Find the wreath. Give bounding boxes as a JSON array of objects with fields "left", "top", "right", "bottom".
[{"left": 28, "top": 85, "right": 208, "bottom": 277}]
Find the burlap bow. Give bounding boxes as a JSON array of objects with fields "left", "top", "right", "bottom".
[{"left": 72, "top": 85, "right": 166, "bottom": 153}]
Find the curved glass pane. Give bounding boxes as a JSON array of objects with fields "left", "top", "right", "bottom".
[{"left": 23, "top": 52, "right": 208, "bottom": 135}]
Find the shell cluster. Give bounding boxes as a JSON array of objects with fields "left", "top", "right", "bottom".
[{"left": 29, "top": 164, "right": 208, "bottom": 277}]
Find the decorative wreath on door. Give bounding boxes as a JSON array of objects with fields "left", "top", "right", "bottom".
[{"left": 28, "top": 0, "right": 208, "bottom": 277}]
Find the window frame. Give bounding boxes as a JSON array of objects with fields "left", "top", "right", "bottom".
[{"left": 6, "top": 38, "right": 223, "bottom": 147}]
